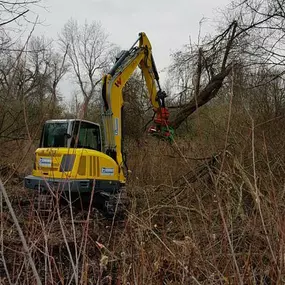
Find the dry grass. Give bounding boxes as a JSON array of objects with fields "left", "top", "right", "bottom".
[{"left": 1, "top": 107, "right": 285, "bottom": 284}]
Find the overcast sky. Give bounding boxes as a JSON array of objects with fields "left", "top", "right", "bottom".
[{"left": 32, "top": 0, "right": 231, "bottom": 100}]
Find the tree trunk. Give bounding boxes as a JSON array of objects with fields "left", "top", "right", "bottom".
[{"left": 170, "top": 65, "right": 233, "bottom": 129}]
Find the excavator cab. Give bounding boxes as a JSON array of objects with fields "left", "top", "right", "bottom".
[
  {"left": 40, "top": 119, "right": 102, "bottom": 151},
  {"left": 24, "top": 119, "right": 128, "bottom": 217}
]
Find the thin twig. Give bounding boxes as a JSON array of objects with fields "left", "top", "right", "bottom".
[{"left": 0, "top": 179, "right": 42, "bottom": 285}]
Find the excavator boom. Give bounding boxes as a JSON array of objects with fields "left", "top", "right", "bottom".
[{"left": 101, "top": 32, "right": 173, "bottom": 178}]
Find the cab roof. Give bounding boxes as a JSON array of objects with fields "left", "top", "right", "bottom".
[{"left": 45, "top": 119, "right": 100, "bottom": 127}]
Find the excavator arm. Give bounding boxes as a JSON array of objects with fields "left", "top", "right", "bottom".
[{"left": 101, "top": 32, "right": 173, "bottom": 174}]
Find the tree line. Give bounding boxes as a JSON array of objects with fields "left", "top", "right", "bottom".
[{"left": 1, "top": 0, "right": 285, "bottom": 144}]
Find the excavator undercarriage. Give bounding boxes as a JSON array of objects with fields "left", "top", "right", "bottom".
[{"left": 31, "top": 184, "right": 129, "bottom": 219}]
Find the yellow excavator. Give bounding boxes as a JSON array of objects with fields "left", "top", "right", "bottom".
[{"left": 24, "top": 32, "right": 174, "bottom": 217}]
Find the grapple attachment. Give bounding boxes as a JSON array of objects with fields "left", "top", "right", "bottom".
[{"left": 148, "top": 106, "right": 174, "bottom": 142}]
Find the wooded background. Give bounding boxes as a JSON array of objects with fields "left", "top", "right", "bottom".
[{"left": 1, "top": 0, "right": 285, "bottom": 284}]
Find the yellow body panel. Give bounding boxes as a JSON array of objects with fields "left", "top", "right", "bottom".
[{"left": 32, "top": 147, "right": 125, "bottom": 183}]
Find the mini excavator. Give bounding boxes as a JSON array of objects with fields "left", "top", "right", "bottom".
[{"left": 24, "top": 32, "right": 174, "bottom": 217}]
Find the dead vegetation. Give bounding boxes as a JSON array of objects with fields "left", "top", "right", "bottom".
[
  {"left": 2, "top": 0, "right": 285, "bottom": 284},
  {"left": 1, "top": 105, "right": 285, "bottom": 284}
]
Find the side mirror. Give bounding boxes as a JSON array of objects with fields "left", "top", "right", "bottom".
[{"left": 64, "top": 133, "right": 71, "bottom": 139}]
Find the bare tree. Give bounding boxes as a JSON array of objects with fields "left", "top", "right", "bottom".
[
  {"left": 0, "top": 0, "right": 42, "bottom": 27},
  {"left": 0, "top": 35, "right": 68, "bottom": 141},
  {"left": 48, "top": 46, "right": 69, "bottom": 116},
  {"left": 169, "top": 21, "right": 238, "bottom": 129},
  {"left": 59, "top": 18, "right": 113, "bottom": 119},
  {"left": 163, "top": 0, "right": 285, "bottom": 130},
  {"left": 28, "top": 36, "right": 69, "bottom": 114}
]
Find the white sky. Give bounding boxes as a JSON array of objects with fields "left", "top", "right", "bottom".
[{"left": 30, "top": 0, "right": 231, "bottom": 100}]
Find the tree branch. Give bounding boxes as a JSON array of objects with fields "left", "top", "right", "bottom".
[{"left": 0, "top": 9, "right": 29, "bottom": 26}]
